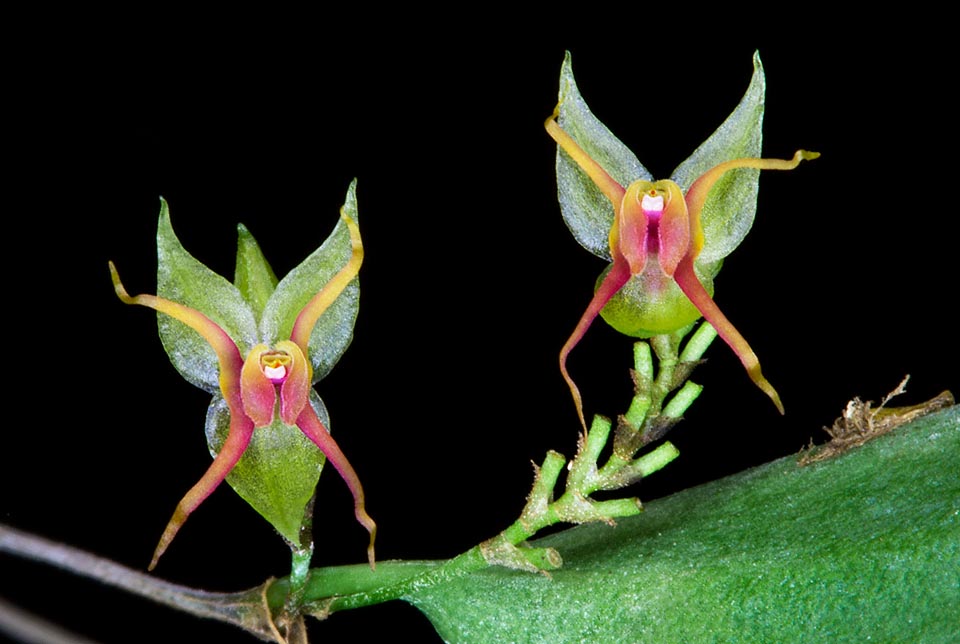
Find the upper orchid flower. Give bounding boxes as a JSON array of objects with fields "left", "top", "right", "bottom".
[
  {"left": 110, "top": 181, "right": 375, "bottom": 570},
  {"left": 547, "top": 52, "right": 817, "bottom": 429}
]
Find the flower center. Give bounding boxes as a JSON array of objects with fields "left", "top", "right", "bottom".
[
  {"left": 260, "top": 350, "right": 293, "bottom": 383},
  {"left": 641, "top": 189, "right": 664, "bottom": 216}
]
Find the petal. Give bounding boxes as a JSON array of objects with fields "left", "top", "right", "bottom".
[
  {"left": 149, "top": 397, "right": 255, "bottom": 570},
  {"left": 259, "top": 182, "right": 361, "bottom": 384},
  {"left": 684, "top": 151, "right": 819, "bottom": 259},
  {"left": 656, "top": 181, "right": 691, "bottom": 277},
  {"left": 546, "top": 107, "right": 627, "bottom": 215},
  {"left": 240, "top": 344, "right": 277, "bottom": 427},
  {"left": 275, "top": 340, "right": 310, "bottom": 425},
  {"left": 110, "top": 262, "right": 244, "bottom": 396},
  {"left": 289, "top": 212, "right": 364, "bottom": 355},
  {"left": 110, "top": 262, "right": 254, "bottom": 568},
  {"left": 616, "top": 182, "right": 650, "bottom": 275},
  {"left": 560, "top": 256, "right": 632, "bottom": 430},
  {"left": 295, "top": 404, "right": 377, "bottom": 570},
  {"left": 672, "top": 256, "right": 784, "bottom": 414}
]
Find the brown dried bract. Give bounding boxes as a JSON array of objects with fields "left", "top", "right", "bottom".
[{"left": 798, "top": 375, "right": 954, "bottom": 466}]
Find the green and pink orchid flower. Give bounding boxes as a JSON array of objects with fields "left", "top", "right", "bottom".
[
  {"left": 110, "top": 181, "right": 375, "bottom": 570},
  {"left": 548, "top": 52, "right": 817, "bottom": 429}
]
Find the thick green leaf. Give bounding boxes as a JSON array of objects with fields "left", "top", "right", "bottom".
[
  {"left": 156, "top": 199, "right": 258, "bottom": 392},
  {"left": 205, "top": 391, "right": 330, "bottom": 544},
  {"left": 259, "top": 180, "right": 360, "bottom": 383},
  {"left": 671, "top": 51, "right": 765, "bottom": 264},
  {"left": 234, "top": 223, "right": 279, "bottom": 322},
  {"left": 407, "top": 407, "right": 960, "bottom": 642},
  {"left": 555, "top": 51, "right": 651, "bottom": 261}
]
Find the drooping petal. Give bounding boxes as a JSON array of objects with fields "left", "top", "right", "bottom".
[
  {"left": 150, "top": 404, "right": 255, "bottom": 570},
  {"left": 295, "top": 404, "right": 377, "bottom": 570},
  {"left": 684, "top": 151, "right": 819, "bottom": 259},
  {"left": 110, "top": 262, "right": 245, "bottom": 394},
  {"left": 241, "top": 344, "right": 277, "bottom": 427},
  {"left": 560, "top": 256, "right": 633, "bottom": 430},
  {"left": 672, "top": 255, "right": 784, "bottom": 414},
  {"left": 275, "top": 340, "right": 310, "bottom": 425},
  {"left": 110, "top": 262, "right": 255, "bottom": 568},
  {"left": 289, "top": 212, "right": 364, "bottom": 355}
]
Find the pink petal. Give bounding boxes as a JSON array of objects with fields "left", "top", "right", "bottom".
[
  {"left": 240, "top": 344, "right": 277, "bottom": 427},
  {"left": 275, "top": 340, "right": 310, "bottom": 425},
  {"left": 560, "top": 256, "right": 632, "bottom": 430},
  {"left": 149, "top": 396, "right": 255, "bottom": 570},
  {"left": 296, "top": 404, "right": 377, "bottom": 570},
  {"left": 672, "top": 256, "right": 784, "bottom": 414}
]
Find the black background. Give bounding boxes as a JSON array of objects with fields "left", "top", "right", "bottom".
[{"left": 3, "top": 19, "right": 957, "bottom": 643}]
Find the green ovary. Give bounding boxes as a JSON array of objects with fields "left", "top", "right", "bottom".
[{"left": 599, "top": 261, "right": 721, "bottom": 338}]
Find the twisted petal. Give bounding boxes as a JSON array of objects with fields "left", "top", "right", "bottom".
[
  {"left": 109, "top": 262, "right": 253, "bottom": 568},
  {"left": 289, "top": 213, "right": 364, "bottom": 354},
  {"left": 296, "top": 404, "right": 377, "bottom": 569},
  {"left": 672, "top": 256, "right": 784, "bottom": 414},
  {"left": 110, "top": 262, "right": 245, "bottom": 389},
  {"left": 673, "top": 150, "right": 817, "bottom": 413},
  {"left": 149, "top": 406, "right": 254, "bottom": 570},
  {"left": 560, "top": 257, "right": 632, "bottom": 430},
  {"left": 684, "top": 150, "right": 819, "bottom": 258}
]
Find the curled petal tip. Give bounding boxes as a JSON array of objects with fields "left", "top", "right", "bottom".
[
  {"left": 747, "top": 365, "right": 785, "bottom": 415},
  {"left": 363, "top": 517, "right": 377, "bottom": 571},
  {"left": 108, "top": 261, "right": 134, "bottom": 303},
  {"left": 798, "top": 149, "right": 820, "bottom": 161},
  {"left": 148, "top": 506, "right": 187, "bottom": 571}
]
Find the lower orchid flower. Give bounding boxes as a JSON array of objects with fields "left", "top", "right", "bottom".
[
  {"left": 547, "top": 52, "right": 817, "bottom": 429},
  {"left": 110, "top": 182, "right": 375, "bottom": 570}
]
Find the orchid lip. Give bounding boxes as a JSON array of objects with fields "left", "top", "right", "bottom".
[
  {"left": 641, "top": 193, "right": 663, "bottom": 214},
  {"left": 260, "top": 350, "right": 292, "bottom": 383}
]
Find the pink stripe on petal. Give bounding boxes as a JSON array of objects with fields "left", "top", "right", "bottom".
[
  {"left": 673, "top": 256, "right": 784, "bottom": 414},
  {"left": 560, "top": 256, "right": 632, "bottom": 430},
  {"left": 149, "top": 396, "right": 255, "bottom": 570},
  {"left": 618, "top": 183, "right": 650, "bottom": 276},
  {"left": 290, "top": 214, "right": 364, "bottom": 354},
  {"left": 240, "top": 344, "right": 277, "bottom": 427},
  {"left": 656, "top": 182, "right": 691, "bottom": 277},
  {"left": 275, "top": 340, "right": 310, "bottom": 425}
]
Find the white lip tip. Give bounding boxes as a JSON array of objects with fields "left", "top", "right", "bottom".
[
  {"left": 641, "top": 193, "right": 664, "bottom": 212},
  {"left": 264, "top": 365, "right": 287, "bottom": 380}
]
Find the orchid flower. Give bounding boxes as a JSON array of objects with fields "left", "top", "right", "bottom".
[
  {"left": 548, "top": 52, "right": 817, "bottom": 429},
  {"left": 109, "top": 181, "right": 375, "bottom": 570}
]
